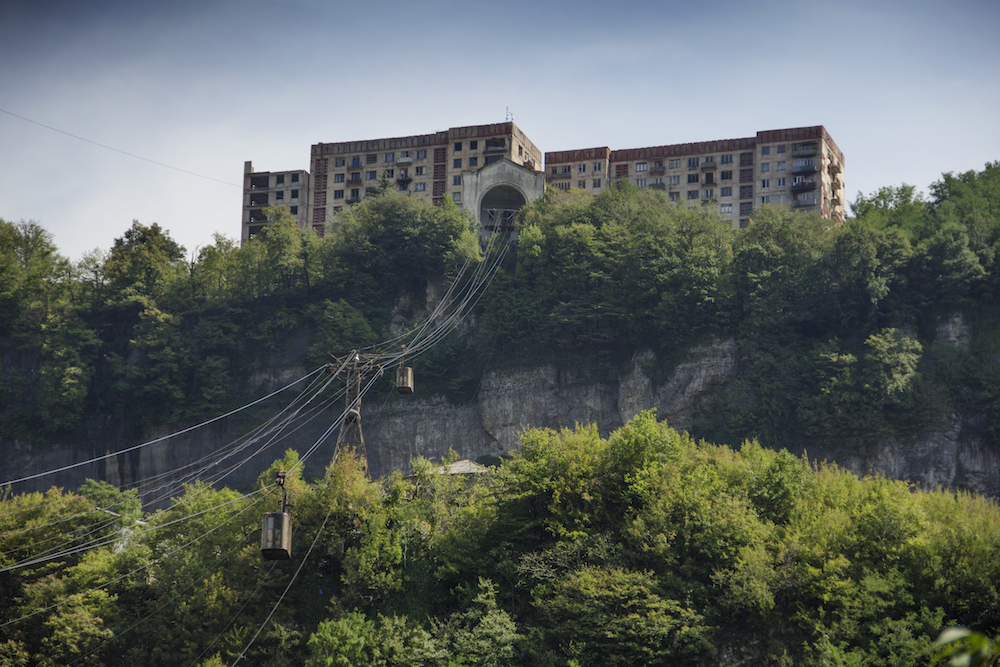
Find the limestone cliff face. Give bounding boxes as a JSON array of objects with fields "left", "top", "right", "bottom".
[
  {"left": 367, "top": 338, "right": 739, "bottom": 475},
  {"left": 6, "top": 315, "right": 1000, "bottom": 501}
]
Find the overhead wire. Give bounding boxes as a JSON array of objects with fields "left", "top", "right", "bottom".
[
  {"left": 0, "top": 486, "right": 270, "bottom": 628},
  {"left": 1, "top": 365, "right": 330, "bottom": 488}
]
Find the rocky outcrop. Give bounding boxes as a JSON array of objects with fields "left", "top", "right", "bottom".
[{"left": 5, "top": 327, "right": 1000, "bottom": 502}]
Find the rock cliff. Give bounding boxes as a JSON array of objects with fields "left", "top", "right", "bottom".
[{"left": 5, "top": 319, "right": 1000, "bottom": 502}]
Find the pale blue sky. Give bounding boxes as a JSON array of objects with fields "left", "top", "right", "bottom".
[{"left": 2, "top": 0, "right": 998, "bottom": 259}]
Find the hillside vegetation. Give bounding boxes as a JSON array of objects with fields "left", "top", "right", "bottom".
[
  {"left": 5, "top": 414, "right": 1000, "bottom": 665},
  {"left": 2, "top": 162, "right": 1000, "bottom": 455},
  {"left": 3, "top": 162, "right": 1000, "bottom": 665}
]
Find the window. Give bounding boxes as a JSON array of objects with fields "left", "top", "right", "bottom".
[
  {"left": 561, "top": 165, "right": 572, "bottom": 174},
  {"left": 720, "top": 171, "right": 733, "bottom": 180},
  {"left": 688, "top": 157, "right": 699, "bottom": 167},
  {"left": 761, "top": 179, "right": 770, "bottom": 188},
  {"left": 761, "top": 163, "right": 770, "bottom": 173},
  {"left": 740, "top": 185, "right": 754, "bottom": 199},
  {"left": 721, "top": 154, "right": 733, "bottom": 164},
  {"left": 721, "top": 187, "right": 732, "bottom": 197},
  {"left": 400, "top": 151, "right": 409, "bottom": 159},
  {"left": 453, "top": 158, "right": 462, "bottom": 168},
  {"left": 668, "top": 175, "right": 680, "bottom": 185},
  {"left": 334, "top": 190, "right": 344, "bottom": 199},
  {"left": 688, "top": 190, "right": 698, "bottom": 199},
  {"left": 720, "top": 204, "right": 733, "bottom": 213},
  {"left": 636, "top": 162, "right": 648, "bottom": 172},
  {"left": 469, "top": 140, "right": 477, "bottom": 150},
  {"left": 761, "top": 196, "right": 770, "bottom": 204},
  {"left": 291, "top": 189, "right": 298, "bottom": 199},
  {"left": 668, "top": 159, "right": 681, "bottom": 169},
  {"left": 414, "top": 183, "right": 426, "bottom": 191},
  {"left": 334, "top": 173, "right": 345, "bottom": 183},
  {"left": 654, "top": 160, "right": 663, "bottom": 168},
  {"left": 386, "top": 169, "right": 394, "bottom": 178},
  {"left": 366, "top": 154, "right": 377, "bottom": 164},
  {"left": 415, "top": 166, "right": 426, "bottom": 176},
  {"left": 703, "top": 189, "right": 713, "bottom": 199},
  {"left": 688, "top": 174, "right": 699, "bottom": 184},
  {"left": 795, "top": 158, "right": 815, "bottom": 167},
  {"left": 417, "top": 150, "right": 427, "bottom": 159},
  {"left": 518, "top": 145, "right": 523, "bottom": 156},
  {"left": 485, "top": 155, "right": 501, "bottom": 164},
  {"left": 636, "top": 179, "right": 647, "bottom": 187},
  {"left": 793, "top": 175, "right": 804, "bottom": 184},
  {"left": 384, "top": 153, "right": 394, "bottom": 163},
  {"left": 335, "top": 158, "right": 346, "bottom": 167},
  {"left": 350, "top": 172, "right": 361, "bottom": 181},
  {"left": 290, "top": 206, "right": 298, "bottom": 214},
  {"left": 653, "top": 177, "right": 663, "bottom": 184},
  {"left": 777, "top": 145, "right": 786, "bottom": 153},
  {"left": 669, "top": 192, "right": 680, "bottom": 201},
  {"left": 350, "top": 188, "right": 359, "bottom": 198},
  {"left": 704, "top": 173, "right": 715, "bottom": 185},
  {"left": 454, "top": 142, "right": 462, "bottom": 152},
  {"left": 593, "top": 162, "right": 603, "bottom": 171},
  {"left": 291, "top": 174, "right": 299, "bottom": 183},
  {"left": 468, "top": 157, "right": 478, "bottom": 167},
  {"left": 351, "top": 157, "right": 361, "bottom": 167},
  {"left": 777, "top": 161, "right": 785, "bottom": 170},
  {"left": 551, "top": 167, "right": 558, "bottom": 175},
  {"left": 777, "top": 178, "right": 786, "bottom": 187},
  {"left": 276, "top": 175, "right": 285, "bottom": 185},
  {"left": 452, "top": 192, "right": 461, "bottom": 202},
  {"left": 593, "top": 179, "right": 601, "bottom": 188},
  {"left": 453, "top": 175, "right": 462, "bottom": 185},
  {"left": 275, "top": 191, "right": 284, "bottom": 200},
  {"left": 578, "top": 164, "right": 586, "bottom": 173},
  {"left": 761, "top": 146, "right": 770, "bottom": 155},
  {"left": 578, "top": 180, "right": 586, "bottom": 188},
  {"left": 704, "top": 156, "right": 715, "bottom": 163},
  {"left": 366, "top": 171, "right": 377, "bottom": 180}
]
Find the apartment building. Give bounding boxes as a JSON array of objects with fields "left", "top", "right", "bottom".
[
  {"left": 242, "top": 161, "right": 311, "bottom": 242},
  {"left": 308, "top": 122, "right": 542, "bottom": 226},
  {"left": 544, "top": 126, "right": 845, "bottom": 227}
]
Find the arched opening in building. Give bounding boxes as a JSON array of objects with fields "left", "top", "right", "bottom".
[{"left": 479, "top": 185, "right": 526, "bottom": 232}]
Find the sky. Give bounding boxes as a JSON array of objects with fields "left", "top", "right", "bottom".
[{"left": 1, "top": 0, "right": 998, "bottom": 261}]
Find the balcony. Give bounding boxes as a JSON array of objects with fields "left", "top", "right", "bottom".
[
  {"left": 346, "top": 195, "right": 361, "bottom": 204},
  {"left": 650, "top": 182, "right": 666, "bottom": 190},
  {"left": 701, "top": 162, "right": 717, "bottom": 171},
  {"left": 828, "top": 161, "right": 841, "bottom": 175},
  {"left": 650, "top": 165, "right": 666, "bottom": 175},
  {"left": 791, "top": 180, "right": 817, "bottom": 192},
  {"left": 547, "top": 170, "right": 573, "bottom": 180},
  {"left": 346, "top": 176, "right": 363, "bottom": 186},
  {"left": 832, "top": 194, "right": 842, "bottom": 206},
  {"left": 484, "top": 139, "right": 506, "bottom": 152},
  {"left": 792, "top": 144, "right": 818, "bottom": 158},
  {"left": 792, "top": 164, "right": 817, "bottom": 175},
  {"left": 792, "top": 198, "right": 816, "bottom": 208},
  {"left": 396, "top": 175, "right": 413, "bottom": 186}
]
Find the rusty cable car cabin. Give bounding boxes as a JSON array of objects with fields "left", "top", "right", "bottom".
[{"left": 261, "top": 470, "right": 292, "bottom": 560}]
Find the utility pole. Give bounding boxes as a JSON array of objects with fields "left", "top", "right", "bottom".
[{"left": 334, "top": 352, "right": 381, "bottom": 476}]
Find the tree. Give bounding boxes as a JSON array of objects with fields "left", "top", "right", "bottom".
[{"left": 104, "top": 221, "right": 185, "bottom": 300}]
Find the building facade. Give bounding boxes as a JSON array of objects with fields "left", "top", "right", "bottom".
[
  {"left": 242, "top": 124, "right": 845, "bottom": 241},
  {"left": 241, "top": 161, "right": 311, "bottom": 242},
  {"left": 308, "top": 122, "right": 542, "bottom": 226},
  {"left": 544, "top": 126, "right": 845, "bottom": 227}
]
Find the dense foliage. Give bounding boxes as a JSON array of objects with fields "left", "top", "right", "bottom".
[
  {"left": 3, "top": 161, "right": 1000, "bottom": 663},
  {"left": 5, "top": 415, "right": 1000, "bottom": 665}
]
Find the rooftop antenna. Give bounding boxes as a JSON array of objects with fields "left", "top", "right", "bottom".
[{"left": 506, "top": 107, "right": 513, "bottom": 122}]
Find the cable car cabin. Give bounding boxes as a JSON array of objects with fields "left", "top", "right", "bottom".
[
  {"left": 397, "top": 366, "right": 414, "bottom": 394},
  {"left": 261, "top": 512, "right": 292, "bottom": 560}
]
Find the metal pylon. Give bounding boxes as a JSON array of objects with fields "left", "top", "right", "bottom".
[{"left": 334, "top": 352, "right": 380, "bottom": 476}]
